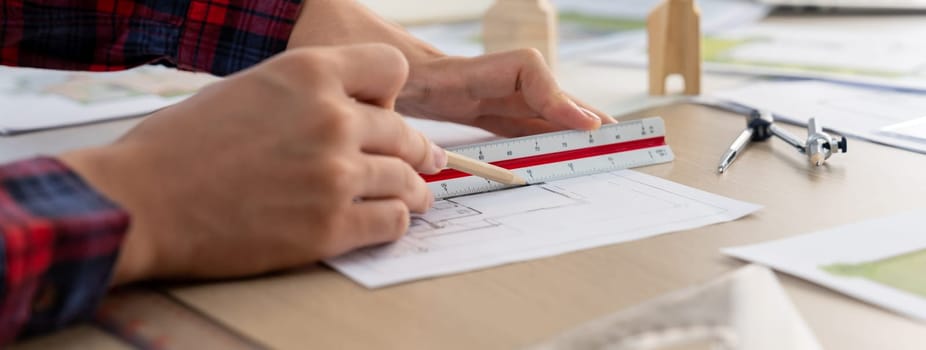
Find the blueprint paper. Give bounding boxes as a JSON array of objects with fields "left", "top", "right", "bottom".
[
  {"left": 328, "top": 170, "right": 761, "bottom": 288},
  {"left": 725, "top": 209, "right": 926, "bottom": 322}
]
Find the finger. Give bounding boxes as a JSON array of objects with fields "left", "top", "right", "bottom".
[
  {"left": 476, "top": 93, "right": 615, "bottom": 132},
  {"left": 476, "top": 88, "right": 615, "bottom": 126},
  {"left": 359, "top": 155, "right": 432, "bottom": 212},
  {"left": 461, "top": 49, "right": 600, "bottom": 130},
  {"left": 341, "top": 199, "right": 412, "bottom": 250},
  {"left": 568, "top": 93, "right": 618, "bottom": 124},
  {"left": 354, "top": 103, "right": 447, "bottom": 174},
  {"left": 471, "top": 115, "right": 565, "bottom": 137},
  {"left": 327, "top": 44, "right": 409, "bottom": 109}
]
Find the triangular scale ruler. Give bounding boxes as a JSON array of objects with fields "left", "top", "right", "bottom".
[{"left": 423, "top": 117, "right": 674, "bottom": 199}]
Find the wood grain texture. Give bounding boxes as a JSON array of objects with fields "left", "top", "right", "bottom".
[
  {"left": 9, "top": 325, "right": 130, "bottom": 350},
  {"left": 648, "top": 0, "right": 702, "bottom": 96}
]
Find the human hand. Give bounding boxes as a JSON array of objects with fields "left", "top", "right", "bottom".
[
  {"left": 397, "top": 49, "right": 616, "bottom": 137},
  {"left": 286, "top": 1, "right": 613, "bottom": 137},
  {"left": 60, "top": 44, "right": 445, "bottom": 285}
]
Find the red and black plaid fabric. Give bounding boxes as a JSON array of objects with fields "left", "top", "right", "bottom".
[
  {"left": 0, "top": 157, "right": 128, "bottom": 344},
  {"left": 1, "top": 0, "right": 301, "bottom": 76}
]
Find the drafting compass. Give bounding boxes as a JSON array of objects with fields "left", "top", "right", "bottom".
[{"left": 718, "top": 110, "right": 848, "bottom": 173}]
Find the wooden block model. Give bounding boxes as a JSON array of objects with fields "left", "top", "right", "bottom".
[
  {"left": 647, "top": 0, "right": 702, "bottom": 96},
  {"left": 483, "top": 0, "right": 559, "bottom": 69}
]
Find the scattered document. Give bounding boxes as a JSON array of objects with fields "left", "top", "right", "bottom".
[
  {"left": 328, "top": 170, "right": 761, "bottom": 288},
  {"left": 0, "top": 66, "right": 217, "bottom": 135},
  {"left": 590, "top": 22, "right": 926, "bottom": 92},
  {"left": 725, "top": 209, "right": 926, "bottom": 322},
  {"left": 531, "top": 265, "right": 821, "bottom": 350},
  {"left": 405, "top": 117, "right": 498, "bottom": 147},
  {"left": 408, "top": 0, "right": 768, "bottom": 58},
  {"left": 357, "top": 0, "right": 493, "bottom": 24},
  {"left": 709, "top": 80, "right": 926, "bottom": 154},
  {"left": 881, "top": 117, "right": 926, "bottom": 143}
]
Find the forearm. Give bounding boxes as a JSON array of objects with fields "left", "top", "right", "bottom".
[
  {"left": 1, "top": 0, "right": 301, "bottom": 76},
  {"left": 0, "top": 157, "right": 129, "bottom": 344}
]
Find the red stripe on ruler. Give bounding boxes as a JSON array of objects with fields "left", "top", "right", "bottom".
[{"left": 422, "top": 136, "right": 666, "bottom": 183}]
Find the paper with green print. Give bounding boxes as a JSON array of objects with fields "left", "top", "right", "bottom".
[
  {"left": 724, "top": 209, "right": 926, "bottom": 322},
  {"left": 591, "top": 21, "right": 926, "bottom": 92},
  {"left": 407, "top": 0, "right": 768, "bottom": 59},
  {"left": 824, "top": 249, "right": 926, "bottom": 299}
]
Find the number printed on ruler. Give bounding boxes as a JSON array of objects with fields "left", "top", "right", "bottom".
[{"left": 422, "top": 117, "right": 675, "bottom": 199}]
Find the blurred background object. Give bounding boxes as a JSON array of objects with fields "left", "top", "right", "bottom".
[{"left": 357, "top": 0, "right": 494, "bottom": 25}]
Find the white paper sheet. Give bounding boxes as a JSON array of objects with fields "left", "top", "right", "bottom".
[
  {"left": 589, "top": 21, "right": 926, "bottom": 92},
  {"left": 724, "top": 209, "right": 926, "bottom": 322},
  {"left": 881, "top": 117, "right": 926, "bottom": 143},
  {"left": 357, "top": 0, "right": 494, "bottom": 24},
  {"left": 709, "top": 80, "right": 926, "bottom": 154},
  {"left": 0, "top": 66, "right": 217, "bottom": 135},
  {"left": 404, "top": 117, "right": 499, "bottom": 147},
  {"left": 328, "top": 170, "right": 761, "bottom": 288}
]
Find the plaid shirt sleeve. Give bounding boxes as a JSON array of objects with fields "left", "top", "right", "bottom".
[
  {"left": 0, "top": 157, "right": 129, "bottom": 345},
  {"left": 1, "top": 0, "right": 302, "bottom": 76}
]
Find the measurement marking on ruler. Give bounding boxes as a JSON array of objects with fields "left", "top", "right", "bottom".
[
  {"left": 422, "top": 136, "right": 665, "bottom": 183},
  {"left": 424, "top": 117, "right": 674, "bottom": 199}
]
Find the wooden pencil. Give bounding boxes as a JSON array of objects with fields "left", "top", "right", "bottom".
[{"left": 445, "top": 151, "right": 527, "bottom": 186}]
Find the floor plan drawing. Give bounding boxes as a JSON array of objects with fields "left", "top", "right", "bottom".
[{"left": 329, "top": 170, "right": 761, "bottom": 288}]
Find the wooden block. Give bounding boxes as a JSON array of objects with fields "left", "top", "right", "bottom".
[
  {"left": 483, "top": 0, "right": 559, "bottom": 69},
  {"left": 648, "top": 0, "right": 702, "bottom": 96}
]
